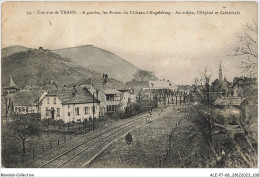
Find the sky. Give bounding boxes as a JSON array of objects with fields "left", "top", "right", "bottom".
[{"left": 2, "top": 1, "right": 258, "bottom": 85}]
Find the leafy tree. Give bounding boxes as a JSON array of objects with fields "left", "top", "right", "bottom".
[{"left": 134, "top": 69, "right": 158, "bottom": 81}]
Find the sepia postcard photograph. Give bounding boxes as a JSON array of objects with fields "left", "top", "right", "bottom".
[{"left": 0, "top": 1, "right": 259, "bottom": 177}]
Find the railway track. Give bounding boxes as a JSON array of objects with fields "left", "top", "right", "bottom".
[{"left": 39, "top": 108, "right": 172, "bottom": 168}]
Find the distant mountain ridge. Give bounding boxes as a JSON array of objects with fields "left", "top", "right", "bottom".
[
  {"left": 1, "top": 48, "right": 100, "bottom": 89},
  {"left": 52, "top": 45, "right": 139, "bottom": 83},
  {"left": 2, "top": 45, "right": 29, "bottom": 58},
  {"left": 1, "top": 45, "right": 140, "bottom": 88}
]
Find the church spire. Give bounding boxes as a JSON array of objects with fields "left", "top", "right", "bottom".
[
  {"left": 219, "top": 62, "right": 223, "bottom": 82},
  {"left": 9, "top": 76, "right": 17, "bottom": 87}
]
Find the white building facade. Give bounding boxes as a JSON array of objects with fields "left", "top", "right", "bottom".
[{"left": 40, "top": 87, "right": 100, "bottom": 123}]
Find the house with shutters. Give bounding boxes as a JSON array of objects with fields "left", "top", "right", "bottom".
[
  {"left": 12, "top": 90, "right": 47, "bottom": 115},
  {"left": 40, "top": 86, "right": 100, "bottom": 123},
  {"left": 79, "top": 74, "right": 135, "bottom": 115},
  {"left": 126, "top": 79, "right": 178, "bottom": 102}
]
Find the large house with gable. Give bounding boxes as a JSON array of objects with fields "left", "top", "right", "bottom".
[
  {"left": 40, "top": 86, "right": 100, "bottom": 123},
  {"left": 126, "top": 79, "right": 178, "bottom": 102},
  {"left": 79, "top": 74, "right": 135, "bottom": 115}
]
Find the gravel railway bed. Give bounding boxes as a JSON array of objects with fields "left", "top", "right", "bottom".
[{"left": 38, "top": 108, "right": 172, "bottom": 168}]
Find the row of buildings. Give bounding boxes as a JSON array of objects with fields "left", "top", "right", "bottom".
[
  {"left": 3, "top": 63, "right": 255, "bottom": 124},
  {"left": 3, "top": 74, "right": 137, "bottom": 123},
  {"left": 4, "top": 74, "right": 187, "bottom": 123}
]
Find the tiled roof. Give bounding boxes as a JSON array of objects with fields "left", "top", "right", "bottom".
[
  {"left": 213, "top": 97, "right": 247, "bottom": 106},
  {"left": 82, "top": 77, "right": 127, "bottom": 91},
  {"left": 177, "top": 85, "right": 193, "bottom": 91},
  {"left": 125, "top": 80, "right": 149, "bottom": 94},
  {"left": 103, "top": 89, "right": 121, "bottom": 95},
  {"left": 24, "top": 84, "right": 40, "bottom": 90},
  {"left": 47, "top": 87, "right": 99, "bottom": 104},
  {"left": 42, "top": 85, "right": 58, "bottom": 91},
  {"left": 126, "top": 80, "right": 149, "bottom": 88},
  {"left": 12, "top": 90, "right": 45, "bottom": 106},
  {"left": 149, "top": 81, "right": 177, "bottom": 89}
]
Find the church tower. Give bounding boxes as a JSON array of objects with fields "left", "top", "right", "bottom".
[{"left": 219, "top": 63, "right": 223, "bottom": 82}]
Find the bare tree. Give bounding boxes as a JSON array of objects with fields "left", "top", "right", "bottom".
[
  {"left": 188, "top": 69, "right": 220, "bottom": 162},
  {"left": 188, "top": 68, "right": 258, "bottom": 167},
  {"left": 12, "top": 115, "right": 40, "bottom": 154},
  {"left": 234, "top": 22, "right": 258, "bottom": 77},
  {"left": 193, "top": 68, "right": 218, "bottom": 107},
  {"left": 187, "top": 69, "right": 236, "bottom": 166}
]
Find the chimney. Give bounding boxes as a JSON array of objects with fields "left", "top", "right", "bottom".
[
  {"left": 72, "top": 84, "right": 77, "bottom": 95},
  {"left": 104, "top": 74, "right": 109, "bottom": 82}
]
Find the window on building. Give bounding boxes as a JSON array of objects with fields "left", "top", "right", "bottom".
[
  {"left": 68, "top": 105, "right": 70, "bottom": 108},
  {"left": 107, "top": 105, "right": 116, "bottom": 112},
  {"left": 84, "top": 107, "right": 88, "bottom": 114},
  {"left": 53, "top": 98, "right": 56, "bottom": 104},
  {"left": 57, "top": 108, "right": 60, "bottom": 117},
  {"left": 47, "top": 97, "right": 50, "bottom": 104},
  {"left": 22, "top": 107, "right": 25, "bottom": 112},
  {"left": 46, "top": 107, "right": 49, "bottom": 116},
  {"left": 106, "top": 94, "right": 114, "bottom": 101},
  {"left": 68, "top": 112, "right": 70, "bottom": 116},
  {"left": 75, "top": 107, "right": 80, "bottom": 115},
  {"left": 26, "top": 106, "right": 29, "bottom": 113},
  {"left": 15, "top": 107, "right": 17, "bottom": 112},
  {"left": 18, "top": 107, "right": 21, "bottom": 112}
]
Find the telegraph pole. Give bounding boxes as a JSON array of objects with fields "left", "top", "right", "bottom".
[{"left": 92, "top": 92, "right": 95, "bottom": 131}]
